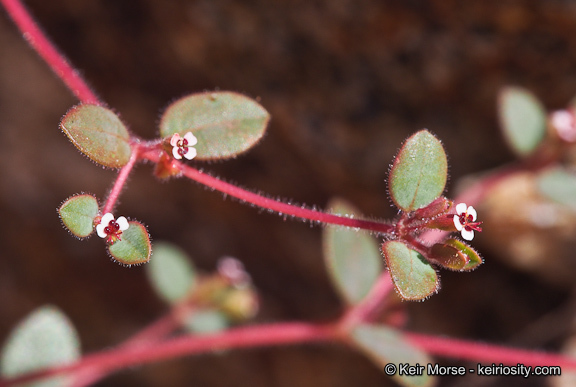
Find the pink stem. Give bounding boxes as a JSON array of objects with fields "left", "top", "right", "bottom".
[
  {"left": 340, "top": 273, "right": 395, "bottom": 327},
  {"left": 0, "top": 0, "right": 101, "bottom": 105},
  {"left": 141, "top": 148, "right": 395, "bottom": 233},
  {"left": 69, "top": 309, "right": 181, "bottom": 387},
  {"left": 101, "top": 145, "right": 140, "bottom": 215},
  {"left": 0, "top": 322, "right": 338, "bottom": 387},
  {"left": 407, "top": 332, "right": 576, "bottom": 368}
]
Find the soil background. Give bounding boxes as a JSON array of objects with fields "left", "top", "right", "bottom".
[{"left": 1, "top": 1, "right": 576, "bottom": 386}]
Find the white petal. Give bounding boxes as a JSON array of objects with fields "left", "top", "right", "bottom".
[
  {"left": 101, "top": 213, "right": 114, "bottom": 226},
  {"left": 117, "top": 216, "right": 129, "bottom": 231},
  {"left": 467, "top": 206, "right": 477, "bottom": 221},
  {"left": 455, "top": 203, "right": 467, "bottom": 215},
  {"left": 184, "top": 132, "right": 198, "bottom": 146},
  {"left": 96, "top": 224, "right": 107, "bottom": 238},
  {"left": 172, "top": 146, "right": 182, "bottom": 159},
  {"left": 184, "top": 147, "right": 197, "bottom": 160},
  {"left": 170, "top": 133, "right": 180, "bottom": 146},
  {"left": 461, "top": 228, "right": 474, "bottom": 241},
  {"left": 453, "top": 215, "right": 463, "bottom": 231}
]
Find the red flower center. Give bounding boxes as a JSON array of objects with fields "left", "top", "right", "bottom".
[
  {"left": 104, "top": 220, "right": 120, "bottom": 235},
  {"left": 458, "top": 213, "right": 482, "bottom": 232},
  {"left": 177, "top": 139, "right": 189, "bottom": 156}
]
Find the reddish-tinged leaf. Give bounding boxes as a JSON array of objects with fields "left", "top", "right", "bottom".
[
  {"left": 60, "top": 104, "right": 132, "bottom": 168},
  {"left": 108, "top": 221, "right": 151, "bottom": 265},
  {"left": 389, "top": 130, "right": 448, "bottom": 212},
  {"left": 159, "top": 92, "right": 270, "bottom": 160},
  {"left": 382, "top": 240, "right": 438, "bottom": 301},
  {"left": 58, "top": 194, "right": 98, "bottom": 238}
]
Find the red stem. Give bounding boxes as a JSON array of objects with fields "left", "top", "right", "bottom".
[
  {"left": 0, "top": 0, "right": 101, "bottom": 105},
  {"left": 101, "top": 144, "right": 140, "bottom": 215},
  {"left": 0, "top": 322, "right": 338, "bottom": 387},
  {"left": 407, "top": 332, "right": 576, "bottom": 368},
  {"left": 2, "top": 1, "right": 572, "bottom": 385},
  {"left": 69, "top": 307, "right": 182, "bottom": 387},
  {"left": 339, "top": 272, "right": 395, "bottom": 327},
  {"left": 141, "top": 148, "right": 395, "bottom": 233}
]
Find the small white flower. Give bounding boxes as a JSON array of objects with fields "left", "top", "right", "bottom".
[
  {"left": 96, "top": 213, "right": 129, "bottom": 242},
  {"left": 453, "top": 203, "right": 482, "bottom": 241},
  {"left": 170, "top": 132, "right": 198, "bottom": 160}
]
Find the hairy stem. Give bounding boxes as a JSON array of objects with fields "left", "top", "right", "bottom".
[
  {"left": 0, "top": 0, "right": 101, "bottom": 105},
  {"left": 101, "top": 145, "right": 140, "bottom": 215},
  {"left": 140, "top": 146, "right": 395, "bottom": 233}
]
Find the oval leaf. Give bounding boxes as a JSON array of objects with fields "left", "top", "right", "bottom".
[
  {"left": 60, "top": 104, "right": 132, "bottom": 168},
  {"left": 159, "top": 91, "right": 270, "bottom": 160},
  {"left": 323, "top": 199, "right": 382, "bottom": 304},
  {"left": 58, "top": 194, "right": 99, "bottom": 238},
  {"left": 382, "top": 241, "right": 438, "bottom": 301},
  {"left": 537, "top": 167, "right": 576, "bottom": 210},
  {"left": 389, "top": 130, "right": 448, "bottom": 212},
  {"left": 108, "top": 221, "right": 151, "bottom": 265},
  {"left": 146, "top": 242, "right": 196, "bottom": 303},
  {"left": 350, "top": 324, "right": 434, "bottom": 387},
  {"left": 1, "top": 306, "right": 80, "bottom": 387},
  {"left": 498, "top": 86, "right": 547, "bottom": 157}
]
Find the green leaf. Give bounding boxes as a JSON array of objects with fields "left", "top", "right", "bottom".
[
  {"left": 1, "top": 306, "right": 80, "bottom": 387},
  {"left": 350, "top": 324, "right": 434, "bottom": 387},
  {"left": 60, "top": 104, "right": 132, "bottom": 168},
  {"left": 382, "top": 241, "right": 438, "bottom": 301},
  {"left": 108, "top": 221, "right": 151, "bottom": 265},
  {"left": 184, "top": 309, "right": 229, "bottom": 335},
  {"left": 389, "top": 130, "right": 448, "bottom": 211},
  {"left": 159, "top": 91, "right": 270, "bottom": 160},
  {"left": 537, "top": 167, "right": 576, "bottom": 210},
  {"left": 323, "top": 199, "right": 382, "bottom": 304},
  {"left": 146, "top": 242, "right": 196, "bottom": 303},
  {"left": 498, "top": 86, "right": 547, "bottom": 157},
  {"left": 58, "top": 194, "right": 99, "bottom": 238}
]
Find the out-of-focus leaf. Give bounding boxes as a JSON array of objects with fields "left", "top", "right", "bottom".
[
  {"left": 351, "top": 324, "right": 435, "bottom": 387},
  {"left": 1, "top": 306, "right": 80, "bottom": 387},
  {"left": 498, "top": 87, "right": 547, "bottom": 157},
  {"left": 323, "top": 199, "right": 382, "bottom": 304},
  {"left": 389, "top": 130, "right": 448, "bottom": 212},
  {"left": 108, "top": 221, "right": 151, "bottom": 265},
  {"left": 184, "top": 309, "right": 229, "bottom": 335},
  {"left": 60, "top": 104, "right": 132, "bottom": 168},
  {"left": 159, "top": 92, "right": 270, "bottom": 160},
  {"left": 58, "top": 194, "right": 98, "bottom": 238},
  {"left": 382, "top": 240, "right": 438, "bottom": 301},
  {"left": 537, "top": 167, "right": 576, "bottom": 210},
  {"left": 146, "top": 242, "right": 196, "bottom": 303}
]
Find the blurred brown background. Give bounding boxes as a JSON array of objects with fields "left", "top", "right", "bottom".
[{"left": 1, "top": 1, "right": 576, "bottom": 386}]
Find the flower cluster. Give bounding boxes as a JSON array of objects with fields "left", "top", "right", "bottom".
[
  {"left": 170, "top": 132, "right": 198, "bottom": 160},
  {"left": 97, "top": 213, "right": 129, "bottom": 243}
]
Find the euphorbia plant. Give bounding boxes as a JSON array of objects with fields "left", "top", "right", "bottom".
[
  {"left": 3, "top": 1, "right": 576, "bottom": 386},
  {"left": 57, "top": 97, "right": 481, "bottom": 299}
]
